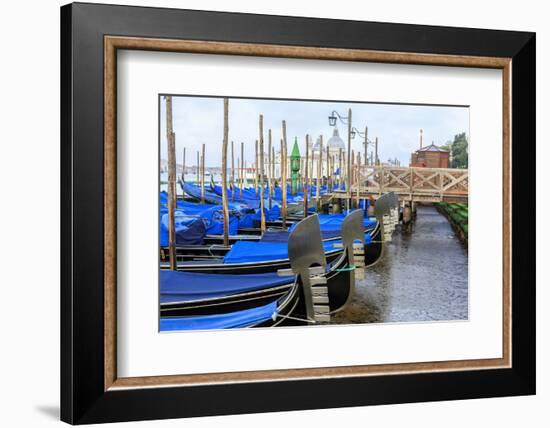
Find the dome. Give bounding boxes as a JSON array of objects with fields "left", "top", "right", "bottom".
[
  {"left": 326, "top": 128, "right": 345, "bottom": 150},
  {"left": 312, "top": 129, "right": 346, "bottom": 153}
]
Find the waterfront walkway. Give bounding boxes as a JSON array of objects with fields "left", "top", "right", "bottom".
[{"left": 333, "top": 205, "right": 468, "bottom": 324}]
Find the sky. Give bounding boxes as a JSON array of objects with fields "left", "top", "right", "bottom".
[{"left": 159, "top": 95, "right": 469, "bottom": 167}]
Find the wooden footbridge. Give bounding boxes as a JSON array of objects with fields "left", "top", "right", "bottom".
[{"left": 328, "top": 165, "right": 468, "bottom": 204}]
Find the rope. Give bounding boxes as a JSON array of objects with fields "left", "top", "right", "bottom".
[
  {"left": 272, "top": 312, "right": 316, "bottom": 324},
  {"left": 336, "top": 264, "right": 356, "bottom": 272},
  {"left": 206, "top": 244, "right": 229, "bottom": 257}
]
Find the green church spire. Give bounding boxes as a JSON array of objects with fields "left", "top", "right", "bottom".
[{"left": 290, "top": 137, "right": 301, "bottom": 195}]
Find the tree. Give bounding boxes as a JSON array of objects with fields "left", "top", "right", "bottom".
[{"left": 441, "top": 132, "right": 468, "bottom": 169}]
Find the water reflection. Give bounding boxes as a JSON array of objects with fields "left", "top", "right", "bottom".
[{"left": 333, "top": 206, "right": 468, "bottom": 324}]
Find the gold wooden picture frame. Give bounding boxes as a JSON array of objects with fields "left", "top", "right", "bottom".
[{"left": 104, "top": 36, "right": 512, "bottom": 391}]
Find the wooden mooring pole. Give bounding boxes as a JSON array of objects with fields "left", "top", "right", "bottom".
[
  {"left": 281, "top": 121, "right": 288, "bottom": 230},
  {"left": 298, "top": 157, "right": 305, "bottom": 192},
  {"left": 181, "top": 147, "right": 186, "bottom": 183},
  {"left": 363, "top": 126, "right": 368, "bottom": 167},
  {"left": 255, "top": 140, "right": 259, "bottom": 196},
  {"left": 362, "top": 126, "right": 368, "bottom": 207},
  {"left": 338, "top": 148, "right": 343, "bottom": 189},
  {"left": 268, "top": 129, "right": 273, "bottom": 210},
  {"left": 327, "top": 151, "right": 332, "bottom": 192},
  {"left": 165, "top": 96, "right": 177, "bottom": 270},
  {"left": 240, "top": 142, "right": 244, "bottom": 199},
  {"left": 271, "top": 145, "right": 275, "bottom": 200},
  {"left": 351, "top": 149, "right": 355, "bottom": 208},
  {"left": 331, "top": 154, "right": 336, "bottom": 192},
  {"left": 231, "top": 140, "right": 235, "bottom": 201},
  {"left": 237, "top": 158, "right": 240, "bottom": 200},
  {"left": 303, "top": 135, "right": 309, "bottom": 219},
  {"left": 346, "top": 108, "right": 352, "bottom": 211},
  {"left": 309, "top": 141, "right": 314, "bottom": 198},
  {"left": 316, "top": 135, "right": 323, "bottom": 209},
  {"left": 221, "top": 98, "right": 230, "bottom": 246},
  {"left": 356, "top": 152, "right": 361, "bottom": 208},
  {"left": 200, "top": 143, "right": 205, "bottom": 204},
  {"left": 325, "top": 143, "right": 329, "bottom": 190},
  {"left": 196, "top": 150, "right": 200, "bottom": 184},
  {"left": 259, "top": 115, "right": 266, "bottom": 232}
]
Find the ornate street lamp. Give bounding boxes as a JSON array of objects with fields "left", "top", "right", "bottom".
[
  {"left": 328, "top": 110, "right": 349, "bottom": 127},
  {"left": 350, "top": 126, "right": 378, "bottom": 165},
  {"left": 350, "top": 127, "right": 370, "bottom": 140}
]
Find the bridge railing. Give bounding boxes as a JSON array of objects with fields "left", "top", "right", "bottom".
[{"left": 355, "top": 166, "right": 468, "bottom": 201}]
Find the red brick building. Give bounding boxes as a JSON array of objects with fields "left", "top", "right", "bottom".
[{"left": 410, "top": 143, "right": 450, "bottom": 168}]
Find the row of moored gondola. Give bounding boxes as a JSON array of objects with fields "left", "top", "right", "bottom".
[{"left": 159, "top": 181, "right": 400, "bottom": 331}]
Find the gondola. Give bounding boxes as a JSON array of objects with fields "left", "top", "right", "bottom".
[
  {"left": 160, "top": 211, "right": 366, "bottom": 322},
  {"left": 211, "top": 183, "right": 307, "bottom": 206},
  {"left": 161, "top": 237, "right": 346, "bottom": 274},
  {"left": 160, "top": 270, "right": 295, "bottom": 317},
  {"left": 161, "top": 185, "right": 398, "bottom": 271},
  {"left": 181, "top": 181, "right": 261, "bottom": 209},
  {"left": 202, "top": 213, "right": 377, "bottom": 244},
  {"left": 160, "top": 214, "right": 351, "bottom": 330},
  {"left": 183, "top": 181, "right": 310, "bottom": 219},
  {"left": 160, "top": 282, "right": 300, "bottom": 330},
  {"left": 160, "top": 196, "right": 393, "bottom": 272},
  {"left": 161, "top": 188, "right": 250, "bottom": 215}
]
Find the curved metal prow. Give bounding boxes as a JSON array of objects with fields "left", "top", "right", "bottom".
[
  {"left": 341, "top": 209, "right": 365, "bottom": 252},
  {"left": 337, "top": 209, "right": 366, "bottom": 310},
  {"left": 373, "top": 193, "right": 392, "bottom": 219},
  {"left": 288, "top": 214, "right": 326, "bottom": 273},
  {"left": 388, "top": 192, "right": 399, "bottom": 232},
  {"left": 389, "top": 191, "right": 399, "bottom": 209},
  {"left": 283, "top": 214, "right": 328, "bottom": 322}
]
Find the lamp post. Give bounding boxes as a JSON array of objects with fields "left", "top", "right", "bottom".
[
  {"left": 328, "top": 109, "right": 353, "bottom": 208},
  {"left": 350, "top": 126, "right": 379, "bottom": 166},
  {"left": 328, "top": 111, "right": 379, "bottom": 164}
]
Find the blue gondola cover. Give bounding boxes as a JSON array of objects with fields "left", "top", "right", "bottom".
[
  {"left": 160, "top": 300, "right": 278, "bottom": 331},
  {"left": 260, "top": 229, "right": 342, "bottom": 243},
  {"left": 161, "top": 191, "right": 241, "bottom": 234},
  {"left": 288, "top": 212, "right": 377, "bottom": 233},
  {"left": 159, "top": 212, "right": 206, "bottom": 246},
  {"left": 160, "top": 270, "right": 293, "bottom": 303},
  {"left": 223, "top": 240, "right": 339, "bottom": 264}
]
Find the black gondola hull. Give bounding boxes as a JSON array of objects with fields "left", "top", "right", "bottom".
[
  {"left": 164, "top": 250, "right": 343, "bottom": 274},
  {"left": 160, "top": 250, "right": 353, "bottom": 318},
  {"left": 364, "top": 223, "right": 384, "bottom": 266}
]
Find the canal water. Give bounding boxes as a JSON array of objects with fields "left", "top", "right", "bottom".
[{"left": 333, "top": 205, "right": 468, "bottom": 324}]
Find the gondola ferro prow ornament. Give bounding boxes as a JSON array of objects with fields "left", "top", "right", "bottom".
[
  {"left": 278, "top": 214, "right": 328, "bottom": 323},
  {"left": 340, "top": 209, "right": 366, "bottom": 301},
  {"left": 388, "top": 192, "right": 399, "bottom": 232},
  {"left": 374, "top": 193, "right": 393, "bottom": 242}
]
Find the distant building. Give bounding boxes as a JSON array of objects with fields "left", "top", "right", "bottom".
[
  {"left": 311, "top": 128, "right": 346, "bottom": 177},
  {"left": 313, "top": 129, "right": 346, "bottom": 156},
  {"left": 410, "top": 143, "right": 450, "bottom": 168}
]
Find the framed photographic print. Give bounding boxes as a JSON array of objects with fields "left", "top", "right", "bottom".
[{"left": 60, "top": 2, "right": 535, "bottom": 424}]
